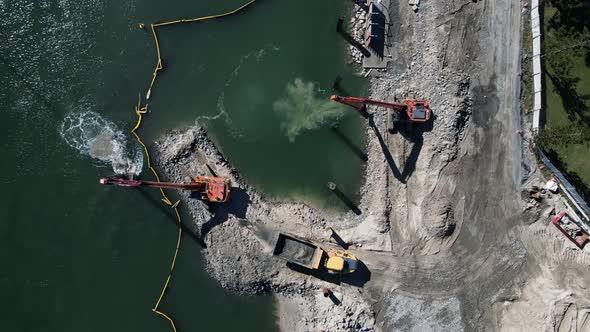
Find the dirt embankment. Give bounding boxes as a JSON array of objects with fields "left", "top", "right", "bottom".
[
  {"left": 154, "top": 127, "right": 377, "bottom": 331},
  {"left": 368, "top": 0, "right": 482, "bottom": 256},
  {"left": 153, "top": 0, "right": 590, "bottom": 331},
  {"left": 363, "top": 0, "right": 590, "bottom": 330}
]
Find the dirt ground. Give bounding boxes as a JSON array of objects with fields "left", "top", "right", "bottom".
[{"left": 154, "top": 0, "right": 590, "bottom": 331}]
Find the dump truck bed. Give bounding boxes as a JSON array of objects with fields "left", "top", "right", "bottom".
[{"left": 273, "top": 233, "right": 322, "bottom": 269}]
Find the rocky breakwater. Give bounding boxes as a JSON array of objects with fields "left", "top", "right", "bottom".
[
  {"left": 348, "top": 5, "right": 368, "bottom": 65},
  {"left": 153, "top": 126, "right": 377, "bottom": 331}
]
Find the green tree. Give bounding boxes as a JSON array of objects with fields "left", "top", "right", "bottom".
[
  {"left": 546, "top": 0, "right": 590, "bottom": 34},
  {"left": 535, "top": 124, "right": 590, "bottom": 148}
]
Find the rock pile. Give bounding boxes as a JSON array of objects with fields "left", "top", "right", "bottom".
[
  {"left": 277, "top": 288, "right": 376, "bottom": 332},
  {"left": 154, "top": 126, "right": 378, "bottom": 331},
  {"left": 408, "top": 0, "right": 420, "bottom": 12},
  {"left": 348, "top": 5, "right": 368, "bottom": 64}
]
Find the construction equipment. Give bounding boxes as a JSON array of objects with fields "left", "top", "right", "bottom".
[
  {"left": 100, "top": 175, "right": 231, "bottom": 202},
  {"left": 330, "top": 95, "right": 431, "bottom": 123},
  {"left": 552, "top": 211, "right": 589, "bottom": 249},
  {"left": 273, "top": 233, "right": 358, "bottom": 274}
]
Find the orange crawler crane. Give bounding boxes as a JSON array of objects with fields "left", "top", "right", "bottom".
[
  {"left": 330, "top": 95, "right": 431, "bottom": 123},
  {"left": 100, "top": 175, "right": 231, "bottom": 202}
]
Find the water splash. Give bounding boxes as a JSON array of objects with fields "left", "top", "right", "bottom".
[
  {"left": 60, "top": 111, "right": 143, "bottom": 175},
  {"left": 273, "top": 78, "right": 345, "bottom": 142}
]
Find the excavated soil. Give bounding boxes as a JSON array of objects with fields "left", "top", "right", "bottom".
[{"left": 154, "top": 0, "right": 590, "bottom": 331}]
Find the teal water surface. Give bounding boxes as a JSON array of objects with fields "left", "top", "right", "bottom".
[{"left": 0, "top": 0, "right": 366, "bottom": 331}]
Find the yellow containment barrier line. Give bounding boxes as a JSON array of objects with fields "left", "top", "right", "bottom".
[
  {"left": 131, "top": 98, "right": 178, "bottom": 332},
  {"left": 131, "top": 101, "right": 172, "bottom": 204},
  {"left": 153, "top": 205, "right": 182, "bottom": 311},
  {"left": 153, "top": 310, "right": 177, "bottom": 332},
  {"left": 145, "top": 0, "right": 256, "bottom": 99},
  {"left": 133, "top": 2, "right": 257, "bottom": 331}
]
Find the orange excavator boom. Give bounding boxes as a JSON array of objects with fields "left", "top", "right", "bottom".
[
  {"left": 100, "top": 175, "right": 231, "bottom": 202},
  {"left": 330, "top": 95, "right": 430, "bottom": 122},
  {"left": 330, "top": 95, "right": 406, "bottom": 110}
]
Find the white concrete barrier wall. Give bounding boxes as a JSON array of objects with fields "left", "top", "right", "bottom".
[
  {"left": 533, "top": 56, "right": 541, "bottom": 75},
  {"left": 534, "top": 91, "right": 542, "bottom": 110}
]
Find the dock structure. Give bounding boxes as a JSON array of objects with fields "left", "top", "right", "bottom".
[{"left": 360, "top": 0, "right": 395, "bottom": 69}]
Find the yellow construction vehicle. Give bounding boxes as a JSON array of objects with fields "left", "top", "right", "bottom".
[{"left": 273, "top": 233, "right": 358, "bottom": 274}]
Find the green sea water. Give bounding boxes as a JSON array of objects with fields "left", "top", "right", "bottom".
[{"left": 0, "top": 0, "right": 366, "bottom": 331}]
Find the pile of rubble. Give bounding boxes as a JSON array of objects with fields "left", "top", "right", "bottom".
[
  {"left": 154, "top": 126, "right": 379, "bottom": 331},
  {"left": 408, "top": 0, "right": 420, "bottom": 12},
  {"left": 277, "top": 289, "right": 376, "bottom": 332},
  {"left": 348, "top": 6, "right": 368, "bottom": 64}
]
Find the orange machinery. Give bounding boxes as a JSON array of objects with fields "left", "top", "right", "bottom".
[
  {"left": 100, "top": 175, "right": 231, "bottom": 202},
  {"left": 552, "top": 211, "right": 589, "bottom": 249},
  {"left": 330, "top": 95, "right": 431, "bottom": 122}
]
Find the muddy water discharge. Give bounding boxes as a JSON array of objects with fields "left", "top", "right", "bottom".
[
  {"left": 143, "top": 0, "right": 367, "bottom": 207},
  {"left": 0, "top": 0, "right": 364, "bottom": 331}
]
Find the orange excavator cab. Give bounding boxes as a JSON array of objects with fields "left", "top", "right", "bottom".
[
  {"left": 403, "top": 99, "right": 430, "bottom": 122},
  {"left": 100, "top": 175, "right": 231, "bottom": 203},
  {"left": 196, "top": 176, "right": 231, "bottom": 202}
]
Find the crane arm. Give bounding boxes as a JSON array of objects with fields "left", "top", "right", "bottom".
[
  {"left": 99, "top": 177, "right": 206, "bottom": 190},
  {"left": 100, "top": 175, "right": 231, "bottom": 202},
  {"left": 330, "top": 95, "right": 407, "bottom": 111}
]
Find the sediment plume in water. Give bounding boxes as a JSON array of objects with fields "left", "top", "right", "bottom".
[
  {"left": 209, "top": 44, "right": 281, "bottom": 138},
  {"left": 273, "top": 78, "right": 345, "bottom": 142},
  {"left": 60, "top": 111, "right": 143, "bottom": 175}
]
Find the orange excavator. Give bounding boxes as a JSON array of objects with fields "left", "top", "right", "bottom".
[
  {"left": 100, "top": 175, "right": 231, "bottom": 202},
  {"left": 330, "top": 95, "right": 431, "bottom": 123}
]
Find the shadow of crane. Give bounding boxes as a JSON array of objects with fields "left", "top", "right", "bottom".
[
  {"left": 328, "top": 182, "right": 362, "bottom": 215},
  {"left": 368, "top": 114, "right": 405, "bottom": 183},
  {"left": 331, "top": 126, "right": 368, "bottom": 162},
  {"left": 368, "top": 110, "right": 435, "bottom": 183},
  {"left": 134, "top": 187, "right": 207, "bottom": 248},
  {"left": 200, "top": 187, "right": 250, "bottom": 239},
  {"left": 0, "top": 56, "right": 64, "bottom": 119},
  {"left": 332, "top": 75, "right": 352, "bottom": 96},
  {"left": 336, "top": 17, "right": 371, "bottom": 58}
]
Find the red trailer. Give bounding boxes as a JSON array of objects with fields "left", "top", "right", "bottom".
[{"left": 552, "top": 211, "right": 589, "bottom": 249}]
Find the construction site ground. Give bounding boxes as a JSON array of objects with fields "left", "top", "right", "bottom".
[{"left": 154, "top": 0, "right": 590, "bottom": 331}]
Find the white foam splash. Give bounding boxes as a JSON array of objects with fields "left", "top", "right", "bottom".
[{"left": 60, "top": 111, "right": 143, "bottom": 175}]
